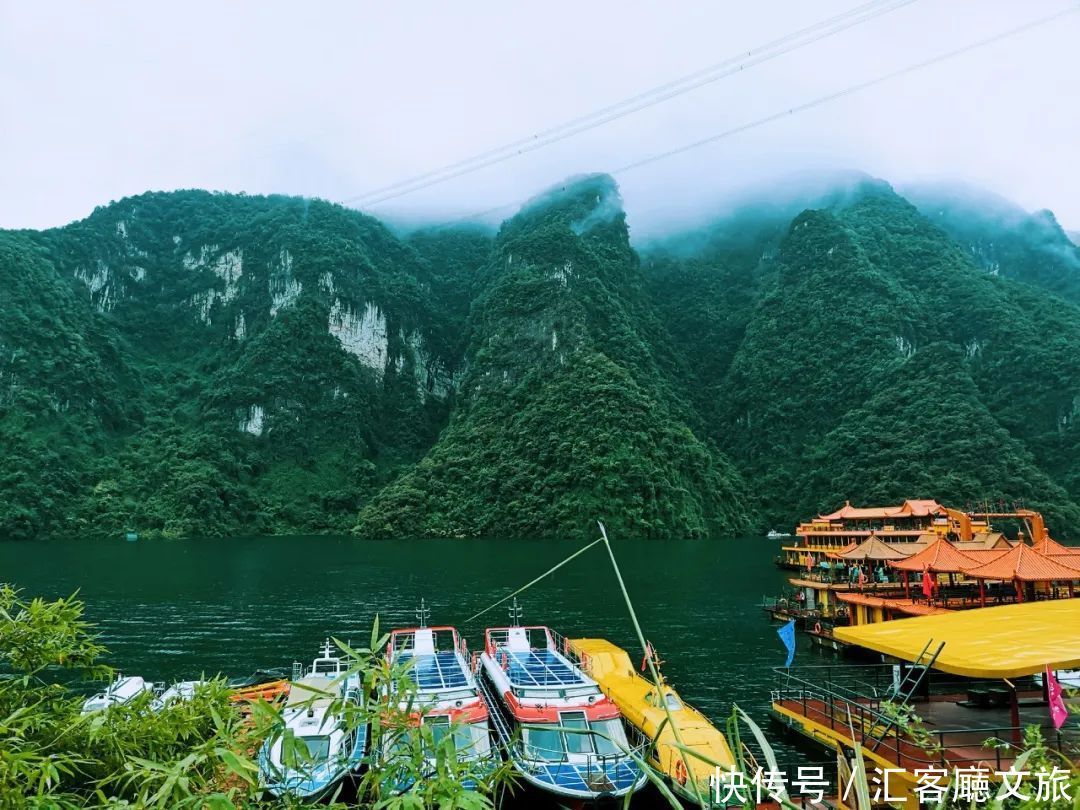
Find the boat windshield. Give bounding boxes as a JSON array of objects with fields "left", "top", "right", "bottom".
[
  {"left": 647, "top": 691, "right": 683, "bottom": 711},
  {"left": 313, "top": 660, "right": 340, "bottom": 675},
  {"left": 589, "top": 718, "right": 628, "bottom": 756},
  {"left": 523, "top": 714, "right": 629, "bottom": 761},
  {"left": 298, "top": 735, "right": 331, "bottom": 761},
  {"left": 425, "top": 716, "right": 491, "bottom": 755},
  {"left": 523, "top": 725, "right": 565, "bottom": 762}
]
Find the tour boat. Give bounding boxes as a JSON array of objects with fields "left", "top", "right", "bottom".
[
  {"left": 81, "top": 674, "right": 155, "bottom": 713},
  {"left": 568, "top": 638, "right": 735, "bottom": 803},
  {"left": 477, "top": 602, "right": 646, "bottom": 802},
  {"left": 258, "top": 640, "right": 366, "bottom": 801},
  {"left": 376, "top": 604, "right": 494, "bottom": 794},
  {"left": 152, "top": 679, "right": 207, "bottom": 710}
]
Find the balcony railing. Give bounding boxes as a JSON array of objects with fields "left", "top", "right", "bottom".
[{"left": 771, "top": 666, "right": 1068, "bottom": 772}]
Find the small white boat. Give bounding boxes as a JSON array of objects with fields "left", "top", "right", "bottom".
[
  {"left": 258, "top": 640, "right": 366, "bottom": 801},
  {"left": 82, "top": 674, "right": 155, "bottom": 713},
  {"left": 767, "top": 529, "right": 792, "bottom": 539},
  {"left": 152, "top": 680, "right": 207, "bottom": 710}
]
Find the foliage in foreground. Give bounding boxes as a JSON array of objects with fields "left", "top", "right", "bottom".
[{"left": 0, "top": 584, "right": 507, "bottom": 808}]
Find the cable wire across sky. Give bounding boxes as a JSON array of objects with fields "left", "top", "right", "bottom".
[
  {"left": 339, "top": 0, "right": 920, "bottom": 208},
  {"left": 430, "top": 2, "right": 1080, "bottom": 226}
]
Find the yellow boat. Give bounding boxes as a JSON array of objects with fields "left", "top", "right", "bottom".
[{"left": 569, "top": 638, "right": 736, "bottom": 802}]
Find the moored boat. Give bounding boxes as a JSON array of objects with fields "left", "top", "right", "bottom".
[
  {"left": 477, "top": 604, "right": 647, "bottom": 803},
  {"left": 152, "top": 679, "right": 207, "bottom": 710},
  {"left": 569, "top": 638, "right": 735, "bottom": 803},
  {"left": 258, "top": 640, "right": 366, "bottom": 801},
  {"left": 82, "top": 674, "right": 155, "bottom": 713},
  {"left": 376, "top": 607, "right": 494, "bottom": 794}
]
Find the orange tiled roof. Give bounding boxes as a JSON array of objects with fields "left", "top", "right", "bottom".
[
  {"left": 958, "top": 548, "right": 1010, "bottom": 563},
  {"left": 961, "top": 543, "right": 1080, "bottom": 582},
  {"left": 819, "top": 499, "right": 945, "bottom": 521},
  {"left": 827, "top": 535, "right": 912, "bottom": 561},
  {"left": 1032, "top": 536, "right": 1080, "bottom": 556},
  {"left": 888, "top": 538, "right": 978, "bottom": 573}
]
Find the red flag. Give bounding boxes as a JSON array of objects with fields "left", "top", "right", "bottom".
[
  {"left": 921, "top": 569, "right": 934, "bottom": 599},
  {"left": 641, "top": 641, "right": 654, "bottom": 672},
  {"left": 1047, "top": 667, "right": 1069, "bottom": 730}
]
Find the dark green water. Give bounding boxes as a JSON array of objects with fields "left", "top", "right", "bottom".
[{"left": 0, "top": 535, "right": 811, "bottom": 760}]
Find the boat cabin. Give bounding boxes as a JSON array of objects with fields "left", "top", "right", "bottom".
[{"left": 478, "top": 623, "right": 646, "bottom": 799}]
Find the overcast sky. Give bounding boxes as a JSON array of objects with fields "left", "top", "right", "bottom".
[{"left": 2, "top": 1, "right": 1079, "bottom": 236}]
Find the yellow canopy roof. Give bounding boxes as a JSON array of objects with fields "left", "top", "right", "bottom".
[{"left": 833, "top": 599, "right": 1080, "bottom": 678}]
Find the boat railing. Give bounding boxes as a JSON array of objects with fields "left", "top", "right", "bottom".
[
  {"left": 476, "top": 669, "right": 514, "bottom": 745},
  {"left": 507, "top": 719, "right": 650, "bottom": 774},
  {"left": 389, "top": 627, "right": 463, "bottom": 655},
  {"left": 772, "top": 668, "right": 1068, "bottom": 771},
  {"left": 485, "top": 626, "right": 554, "bottom": 656},
  {"left": 477, "top": 672, "right": 647, "bottom": 774}
]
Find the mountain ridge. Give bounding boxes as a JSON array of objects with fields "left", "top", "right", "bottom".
[{"left": 2, "top": 175, "right": 1078, "bottom": 540}]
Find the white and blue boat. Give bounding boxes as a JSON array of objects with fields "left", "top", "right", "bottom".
[
  {"left": 376, "top": 602, "right": 494, "bottom": 794},
  {"left": 258, "top": 640, "right": 366, "bottom": 801},
  {"left": 477, "top": 602, "right": 647, "bottom": 802},
  {"left": 81, "top": 674, "right": 155, "bottom": 713}
]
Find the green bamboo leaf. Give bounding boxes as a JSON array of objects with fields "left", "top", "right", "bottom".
[{"left": 735, "top": 704, "right": 789, "bottom": 802}]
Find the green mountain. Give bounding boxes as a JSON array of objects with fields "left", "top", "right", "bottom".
[
  {"left": 2, "top": 192, "right": 470, "bottom": 540},
  {"left": 2, "top": 175, "right": 1078, "bottom": 540},
  {"left": 357, "top": 176, "right": 752, "bottom": 539},
  {"left": 658, "top": 181, "right": 1080, "bottom": 535},
  {"left": 904, "top": 182, "right": 1080, "bottom": 305}
]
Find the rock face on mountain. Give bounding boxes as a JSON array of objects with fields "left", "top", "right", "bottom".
[
  {"left": 356, "top": 175, "right": 752, "bottom": 539},
  {"left": 2, "top": 175, "right": 1078, "bottom": 540}
]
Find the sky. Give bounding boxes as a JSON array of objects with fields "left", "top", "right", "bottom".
[{"left": 2, "top": 1, "right": 1079, "bottom": 237}]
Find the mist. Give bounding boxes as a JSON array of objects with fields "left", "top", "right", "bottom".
[{"left": 2, "top": 1, "right": 1079, "bottom": 236}]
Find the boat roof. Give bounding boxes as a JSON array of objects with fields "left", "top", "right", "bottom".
[
  {"left": 819, "top": 499, "right": 945, "bottom": 521},
  {"left": 828, "top": 535, "right": 912, "bottom": 561},
  {"left": 485, "top": 625, "right": 593, "bottom": 690},
  {"left": 833, "top": 599, "right": 1080, "bottom": 678},
  {"left": 503, "top": 648, "right": 590, "bottom": 689},
  {"left": 286, "top": 677, "right": 339, "bottom": 708},
  {"left": 398, "top": 650, "right": 470, "bottom": 691},
  {"left": 888, "top": 538, "right": 978, "bottom": 573},
  {"left": 960, "top": 543, "right": 1080, "bottom": 582}
]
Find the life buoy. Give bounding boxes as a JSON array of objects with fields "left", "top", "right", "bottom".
[
  {"left": 814, "top": 622, "right": 822, "bottom": 634},
  {"left": 674, "top": 757, "right": 688, "bottom": 785}
]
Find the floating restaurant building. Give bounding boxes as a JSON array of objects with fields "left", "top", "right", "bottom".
[
  {"left": 766, "top": 500, "right": 1080, "bottom": 643},
  {"left": 771, "top": 600, "right": 1080, "bottom": 804}
]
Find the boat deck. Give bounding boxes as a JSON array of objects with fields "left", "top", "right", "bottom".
[
  {"left": 504, "top": 649, "right": 587, "bottom": 688},
  {"left": 398, "top": 651, "right": 470, "bottom": 691},
  {"left": 774, "top": 691, "right": 1078, "bottom": 772}
]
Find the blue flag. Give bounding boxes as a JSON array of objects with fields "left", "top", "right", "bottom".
[{"left": 777, "top": 619, "right": 796, "bottom": 668}]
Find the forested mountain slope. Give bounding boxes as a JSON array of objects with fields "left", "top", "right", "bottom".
[
  {"left": 648, "top": 181, "right": 1080, "bottom": 534},
  {"left": 2, "top": 193, "right": 475, "bottom": 539},
  {"left": 2, "top": 175, "right": 1077, "bottom": 540},
  {"left": 356, "top": 176, "right": 752, "bottom": 538}
]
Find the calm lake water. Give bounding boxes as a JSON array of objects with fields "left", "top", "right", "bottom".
[{"left": 1, "top": 535, "right": 815, "bottom": 765}]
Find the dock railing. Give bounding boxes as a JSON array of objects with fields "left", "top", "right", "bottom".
[{"left": 771, "top": 666, "right": 1069, "bottom": 772}]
